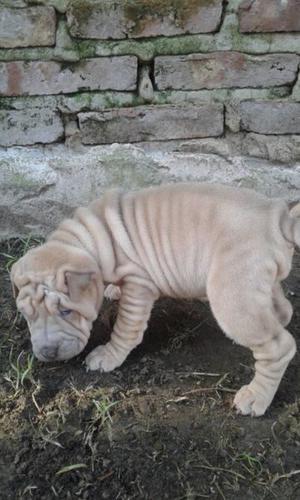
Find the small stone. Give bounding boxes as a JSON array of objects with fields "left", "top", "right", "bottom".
[
  {"left": 102, "top": 458, "right": 111, "bottom": 467},
  {"left": 292, "top": 74, "right": 300, "bottom": 102},
  {"left": 138, "top": 66, "right": 154, "bottom": 102},
  {"left": 54, "top": 19, "right": 80, "bottom": 62}
]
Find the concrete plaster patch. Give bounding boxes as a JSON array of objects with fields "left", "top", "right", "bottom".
[{"left": 0, "top": 144, "right": 299, "bottom": 239}]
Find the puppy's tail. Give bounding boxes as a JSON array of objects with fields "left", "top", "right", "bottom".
[{"left": 283, "top": 202, "right": 300, "bottom": 248}]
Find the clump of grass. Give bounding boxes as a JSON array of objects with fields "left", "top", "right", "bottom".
[
  {"left": 0, "top": 235, "right": 43, "bottom": 272},
  {"left": 237, "top": 452, "right": 263, "bottom": 476},
  {"left": 3, "top": 350, "right": 36, "bottom": 396},
  {"left": 92, "top": 396, "right": 118, "bottom": 429},
  {"left": 84, "top": 393, "right": 119, "bottom": 461},
  {"left": 91, "top": 395, "right": 118, "bottom": 443}
]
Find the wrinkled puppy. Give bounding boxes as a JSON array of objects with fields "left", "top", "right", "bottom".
[{"left": 11, "top": 183, "right": 300, "bottom": 416}]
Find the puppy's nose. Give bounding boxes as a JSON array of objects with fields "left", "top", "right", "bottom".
[{"left": 40, "top": 345, "right": 58, "bottom": 361}]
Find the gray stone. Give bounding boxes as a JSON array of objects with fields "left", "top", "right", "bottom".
[
  {"left": 0, "top": 144, "right": 299, "bottom": 239},
  {"left": 0, "top": 6, "right": 56, "bottom": 48},
  {"left": 0, "top": 57, "right": 137, "bottom": 96},
  {"left": 0, "top": 144, "right": 168, "bottom": 238},
  {"left": 78, "top": 104, "right": 224, "bottom": 144},
  {"left": 54, "top": 19, "right": 80, "bottom": 62},
  {"left": 242, "top": 133, "right": 300, "bottom": 162},
  {"left": 0, "top": 109, "right": 64, "bottom": 146},
  {"left": 140, "top": 133, "right": 300, "bottom": 163},
  {"left": 67, "top": 0, "right": 223, "bottom": 39},
  {"left": 240, "top": 101, "right": 300, "bottom": 134},
  {"left": 26, "top": 0, "right": 70, "bottom": 13},
  {"left": 292, "top": 74, "right": 300, "bottom": 101},
  {"left": 239, "top": 0, "right": 300, "bottom": 33},
  {"left": 0, "top": 0, "right": 26, "bottom": 6},
  {"left": 155, "top": 52, "right": 299, "bottom": 90}
]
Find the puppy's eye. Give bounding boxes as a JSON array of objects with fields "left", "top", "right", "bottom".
[{"left": 59, "top": 309, "right": 72, "bottom": 317}]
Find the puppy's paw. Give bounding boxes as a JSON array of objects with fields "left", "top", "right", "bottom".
[
  {"left": 85, "top": 345, "right": 121, "bottom": 372},
  {"left": 233, "top": 385, "right": 269, "bottom": 417},
  {"left": 104, "top": 284, "right": 121, "bottom": 301}
]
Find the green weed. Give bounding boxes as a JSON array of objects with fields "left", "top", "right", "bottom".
[
  {"left": 0, "top": 235, "right": 43, "bottom": 272},
  {"left": 3, "top": 350, "right": 36, "bottom": 395}
]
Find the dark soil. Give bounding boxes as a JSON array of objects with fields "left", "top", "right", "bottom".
[{"left": 0, "top": 239, "right": 300, "bottom": 500}]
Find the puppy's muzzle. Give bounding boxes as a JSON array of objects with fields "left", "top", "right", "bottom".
[
  {"left": 32, "top": 336, "right": 85, "bottom": 362},
  {"left": 39, "top": 345, "right": 59, "bottom": 361}
]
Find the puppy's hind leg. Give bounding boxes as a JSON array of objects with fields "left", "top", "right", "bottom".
[
  {"left": 207, "top": 268, "right": 296, "bottom": 416},
  {"left": 86, "top": 281, "right": 158, "bottom": 372}
]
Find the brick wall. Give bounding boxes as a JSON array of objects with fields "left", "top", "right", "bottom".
[{"left": 0, "top": 0, "right": 300, "bottom": 160}]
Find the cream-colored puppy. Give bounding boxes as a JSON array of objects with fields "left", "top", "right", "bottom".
[{"left": 11, "top": 183, "right": 300, "bottom": 416}]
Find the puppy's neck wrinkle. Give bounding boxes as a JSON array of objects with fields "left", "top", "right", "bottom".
[
  {"left": 48, "top": 212, "right": 108, "bottom": 280},
  {"left": 102, "top": 191, "right": 141, "bottom": 265},
  {"left": 73, "top": 204, "right": 119, "bottom": 282},
  {"left": 50, "top": 191, "right": 142, "bottom": 283}
]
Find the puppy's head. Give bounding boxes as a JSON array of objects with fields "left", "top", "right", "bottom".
[{"left": 11, "top": 241, "right": 104, "bottom": 362}]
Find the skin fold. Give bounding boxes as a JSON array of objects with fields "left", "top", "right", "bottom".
[{"left": 11, "top": 183, "right": 300, "bottom": 416}]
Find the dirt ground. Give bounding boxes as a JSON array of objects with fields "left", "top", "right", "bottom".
[{"left": 0, "top": 239, "right": 300, "bottom": 500}]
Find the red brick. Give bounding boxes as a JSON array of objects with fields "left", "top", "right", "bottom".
[
  {"left": 0, "top": 57, "right": 137, "bottom": 96},
  {"left": 239, "top": 0, "right": 300, "bottom": 33},
  {"left": 67, "top": 0, "right": 223, "bottom": 39},
  {"left": 155, "top": 52, "right": 299, "bottom": 90}
]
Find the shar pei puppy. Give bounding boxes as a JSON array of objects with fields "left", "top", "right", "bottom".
[{"left": 11, "top": 183, "right": 300, "bottom": 416}]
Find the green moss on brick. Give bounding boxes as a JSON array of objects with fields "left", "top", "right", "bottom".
[
  {"left": 76, "top": 40, "right": 97, "bottom": 58},
  {"left": 68, "top": 0, "right": 94, "bottom": 27},
  {"left": 0, "top": 47, "right": 54, "bottom": 61}
]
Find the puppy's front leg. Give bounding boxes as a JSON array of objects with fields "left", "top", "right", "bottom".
[{"left": 86, "top": 281, "right": 157, "bottom": 372}]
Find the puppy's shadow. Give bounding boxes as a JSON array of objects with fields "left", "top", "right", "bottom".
[{"left": 84, "top": 297, "right": 216, "bottom": 363}]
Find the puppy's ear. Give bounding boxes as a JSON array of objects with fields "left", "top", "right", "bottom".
[{"left": 65, "top": 271, "right": 96, "bottom": 302}]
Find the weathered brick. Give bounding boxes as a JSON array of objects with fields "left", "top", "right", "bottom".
[
  {"left": 0, "top": 7, "right": 56, "bottom": 48},
  {"left": 0, "top": 57, "right": 137, "bottom": 96},
  {"left": 67, "top": 0, "right": 223, "bottom": 39},
  {"left": 240, "top": 101, "right": 300, "bottom": 134},
  {"left": 155, "top": 52, "right": 299, "bottom": 90},
  {"left": 0, "top": 0, "right": 26, "bottom": 6},
  {"left": 0, "top": 109, "right": 63, "bottom": 146},
  {"left": 28, "top": 0, "right": 69, "bottom": 13},
  {"left": 239, "top": 0, "right": 300, "bottom": 33},
  {"left": 78, "top": 104, "right": 224, "bottom": 144}
]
